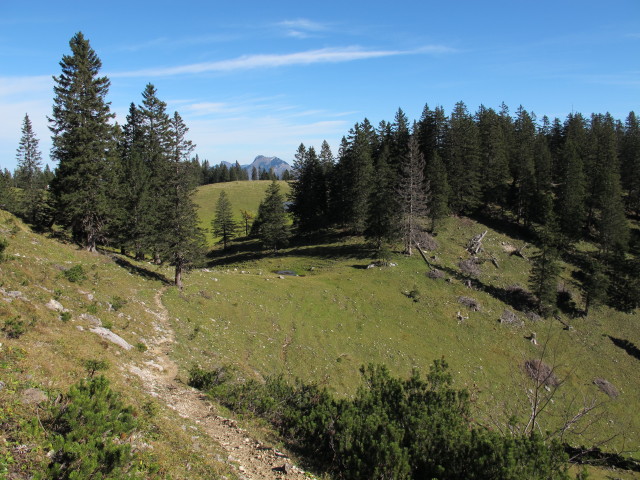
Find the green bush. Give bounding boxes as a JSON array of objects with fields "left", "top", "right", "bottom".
[
  {"left": 61, "top": 265, "right": 86, "bottom": 283},
  {"left": 44, "top": 375, "right": 139, "bottom": 479},
  {"left": 195, "top": 361, "right": 570, "bottom": 480},
  {"left": 2, "top": 316, "right": 26, "bottom": 338},
  {"left": 0, "top": 237, "right": 7, "bottom": 262},
  {"left": 110, "top": 296, "right": 127, "bottom": 311},
  {"left": 59, "top": 312, "right": 71, "bottom": 322},
  {"left": 82, "top": 359, "right": 109, "bottom": 377}
]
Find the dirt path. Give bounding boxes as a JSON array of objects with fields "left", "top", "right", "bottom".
[{"left": 129, "top": 287, "right": 312, "bottom": 480}]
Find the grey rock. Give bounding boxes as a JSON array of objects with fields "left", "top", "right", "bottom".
[
  {"left": 45, "top": 299, "right": 65, "bottom": 312},
  {"left": 21, "top": 388, "right": 48, "bottom": 405},
  {"left": 79, "top": 313, "right": 101, "bottom": 326},
  {"left": 89, "top": 327, "right": 133, "bottom": 350}
]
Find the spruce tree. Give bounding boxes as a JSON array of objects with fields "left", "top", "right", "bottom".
[
  {"left": 620, "top": 111, "right": 640, "bottom": 214},
  {"left": 581, "top": 256, "right": 610, "bottom": 315},
  {"left": 556, "top": 114, "right": 587, "bottom": 243},
  {"left": 529, "top": 238, "right": 561, "bottom": 317},
  {"left": 365, "top": 144, "right": 399, "bottom": 250},
  {"left": 138, "top": 83, "right": 173, "bottom": 260},
  {"left": 49, "top": 32, "right": 116, "bottom": 251},
  {"left": 160, "top": 111, "right": 205, "bottom": 289},
  {"left": 115, "top": 103, "right": 151, "bottom": 259},
  {"left": 289, "top": 144, "right": 327, "bottom": 233},
  {"left": 475, "top": 105, "right": 510, "bottom": 208},
  {"left": 212, "top": 190, "right": 237, "bottom": 249},
  {"left": 337, "top": 120, "right": 375, "bottom": 233},
  {"left": 253, "top": 180, "right": 289, "bottom": 252},
  {"left": 588, "top": 114, "right": 629, "bottom": 254},
  {"left": 445, "top": 102, "right": 481, "bottom": 214},
  {"left": 510, "top": 106, "right": 537, "bottom": 225},
  {"left": 239, "top": 209, "right": 255, "bottom": 236},
  {"left": 15, "top": 113, "right": 44, "bottom": 223}
]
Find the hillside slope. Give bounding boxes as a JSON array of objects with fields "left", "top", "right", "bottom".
[
  {"left": 0, "top": 210, "right": 310, "bottom": 478},
  {"left": 1, "top": 176, "right": 639, "bottom": 478}
]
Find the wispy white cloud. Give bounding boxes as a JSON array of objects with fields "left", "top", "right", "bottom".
[
  {"left": 0, "top": 75, "right": 51, "bottom": 98},
  {"left": 185, "top": 114, "right": 347, "bottom": 163},
  {"left": 111, "top": 45, "right": 454, "bottom": 78},
  {"left": 276, "top": 18, "right": 330, "bottom": 38}
]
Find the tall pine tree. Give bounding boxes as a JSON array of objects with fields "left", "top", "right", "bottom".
[
  {"left": 49, "top": 32, "right": 116, "bottom": 251},
  {"left": 212, "top": 190, "right": 238, "bottom": 249},
  {"left": 15, "top": 113, "right": 44, "bottom": 223},
  {"left": 253, "top": 180, "right": 289, "bottom": 252},
  {"left": 160, "top": 111, "right": 205, "bottom": 289}
]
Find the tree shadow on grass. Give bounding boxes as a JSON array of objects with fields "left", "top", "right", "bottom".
[
  {"left": 608, "top": 336, "right": 640, "bottom": 361},
  {"left": 433, "top": 263, "right": 538, "bottom": 313},
  {"left": 206, "top": 237, "right": 372, "bottom": 268},
  {"left": 109, "top": 254, "right": 171, "bottom": 285},
  {"left": 468, "top": 210, "right": 535, "bottom": 244}
]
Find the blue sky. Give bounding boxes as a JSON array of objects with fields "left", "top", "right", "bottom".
[{"left": 1, "top": 1, "right": 639, "bottom": 170}]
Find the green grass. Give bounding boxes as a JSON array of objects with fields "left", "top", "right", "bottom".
[
  {"left": 0, "top": 210, "right": 231, "bottom": 478},
  {"left": 1, "top": 178, "right": 639, "bottom": 478},
  {"left": 166, "top": 194, "right": 640, "bottom": 463}
]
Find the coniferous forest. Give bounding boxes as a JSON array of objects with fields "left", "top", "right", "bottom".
[{"left": 1, "top": 32, "right": 640, "bottom": 479}]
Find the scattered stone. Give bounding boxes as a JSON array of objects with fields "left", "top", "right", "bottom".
[
  {"left": 273, "top": 463, "right": 294, "bottom": 474},
  {"left": 529, "top": 332, "right": 537, "bottom": 345},
  {"left": 459, "top": 258, "right": 481, "bottom": 277},
  {"left": 0, "top": 381, "right": 5, "bottom": 391},
  {"left": 79, "top": 313, "right": 102, "bottom": 326},
  {"left": 526, "top": 311, "right": 542, "bottom": 322},
  {"left": 278, "top": 275, "right": 285, "bottom": 279},
  {"left": 89, "top": 327, "right": 133, "bottom": 350},
  {"left": 458, "top": 296, "right": 481, "bottom": 311},
  {"left": 76, "top": 326, "right": 84, "bottom": 331},
  {"left": 594, "top": 378, "right": 619, "bottom": 398},
  {"left": 499, "top": 309, "right": 523, "bottom": 326},
  {"left": 524, "top": 359, "right": 560, "bottom": 387},
  {"left": 427, "top": 269, "right": 445, "bottom": 279},
  {"left": 45, "top": 299, "right": 66, "bottom": 312},
  {"left": 6, "top": 291, "right": 26, "bottom": 300},
  {"left": 21, "top": 388, "right": 48, "bottom": 405}
]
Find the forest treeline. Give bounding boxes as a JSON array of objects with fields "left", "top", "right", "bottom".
[{"left": 285, "top": 103, "right": 640, "bottom": 314}]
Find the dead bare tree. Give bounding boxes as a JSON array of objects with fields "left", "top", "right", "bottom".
[
  {"left": 397, "top": 133, "right": 428, "bottom": 256},
  {"left": 485, "top": 327, "right": 617, "bottom": 461}
]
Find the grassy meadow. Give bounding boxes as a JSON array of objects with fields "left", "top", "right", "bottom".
[{"left": 0, "top": 180, "right": 638, "bottom": 478}]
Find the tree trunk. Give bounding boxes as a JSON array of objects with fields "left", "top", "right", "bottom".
[{"left": 175, "top": 264, "right": 183, "bottom": 290}]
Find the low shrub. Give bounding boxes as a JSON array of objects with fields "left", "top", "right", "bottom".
[
  {"left": 192, "top": 361, "right": 570, "bottom": 479},
  {"left": 44, "top": 375, "right": 139, "bottom": 479},
  {"left": 2, "top": 316, "right": 25, "bottom": 338},
  {"left": 61, "top": 265, "right": 86, "bottom": 283}
]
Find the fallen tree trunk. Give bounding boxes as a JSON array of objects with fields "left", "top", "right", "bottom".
[{"left": 415, "top": 242, "right": 434, "bottom": 271}]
